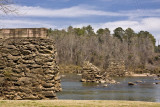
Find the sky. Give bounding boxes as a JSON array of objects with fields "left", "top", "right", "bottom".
[{"left": 0, "top": 0, "right": 160, "bottom": 44}]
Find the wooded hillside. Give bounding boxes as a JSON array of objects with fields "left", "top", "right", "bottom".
[{"left": 49, "top": 26, "right": 156, "bottom": 70}]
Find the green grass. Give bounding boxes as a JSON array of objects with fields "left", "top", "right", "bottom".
[{"left": 0, "top": 100, "right": 160, "bottom": 107}]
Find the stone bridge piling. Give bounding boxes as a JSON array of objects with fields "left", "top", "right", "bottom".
[{"left": 0, "top": 29, "right": 61, "bottom": 100}]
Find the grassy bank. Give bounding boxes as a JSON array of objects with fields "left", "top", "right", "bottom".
[{"left": 0, "top": 100, "right": 160, "bottom": 107}]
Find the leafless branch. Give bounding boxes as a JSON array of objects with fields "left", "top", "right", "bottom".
[{"left": 0, "top": 0, "right": 17, "bottom": 14}]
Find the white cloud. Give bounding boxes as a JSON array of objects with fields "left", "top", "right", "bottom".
[
  {"left": 15, "top": 5, "right": 120, "bottom": 18},
  {"left": 1, "top": 17, "right": 160, "bottom": 42},
  {"left": 0, "top": 4, "right": 159, "bottom": 23},
  {"left": 121, "top": 9, "right": 160, "bottom": 19},
  {"left": 1, "top": 5, "right": 160, "bottom": 45},
  {"left": 100, "top": 17, "right": 160, "bottom": 32},
  {"left": 21, "top": 6, "right": 160, "bottom": 20},
  {"left": 73, "top": 17, "right": 160, "bottom": 32},
  {"left": 2, "top": 5, "right": 159, "bottom": 18},
  {"left": 72, "top": 17, "right": 160, "bottom": 45},
  {"left": 0, "top": 19, "right": 56, "bottom": 29}
]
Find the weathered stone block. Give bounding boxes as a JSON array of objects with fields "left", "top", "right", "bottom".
[
  {"left": 10, "top": 49, "right": 20, "bottom": 56},
  {"left": 5, "top": 45, "right": 16, "bottom": 49},
  {"left": 7, "top": 54, "right": 21, "bottom": 61},
  {"left": 21, "top": 50, "right": 32, "bottom": 55},
  {"left": 42, "top": 83, "right": 54, "bottom": 88},
  {"left": 42, "top": 87, "right": 55, "bottom": 91},
  {"left": 42, "top": 91, "right": 56, "bottom": 97}
]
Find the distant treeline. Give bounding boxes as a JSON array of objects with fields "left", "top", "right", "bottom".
[{"left": 49, "top": 25, "right": 157, "bottom": 69}]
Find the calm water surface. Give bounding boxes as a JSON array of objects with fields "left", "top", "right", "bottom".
[{"left": 57, "top": 74, "right": 160, "bottom": 102}]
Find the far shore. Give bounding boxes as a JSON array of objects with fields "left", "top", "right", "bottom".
[
  {"left": 129, "top": 73, "right": 157, "bottom": 77},
  {"left": 61, "top": 73, "right": 158, "bottom": 77},
  {"left": 0, "top": 100, "right": 160, "bottom": 107}
]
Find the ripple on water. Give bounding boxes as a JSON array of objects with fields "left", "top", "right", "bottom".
[{"left": 57, "top": 74, "right": 160, "bottom": 102}]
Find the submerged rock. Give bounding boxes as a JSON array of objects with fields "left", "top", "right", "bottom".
[
  {"left": 100, "top": 80, "right": 106, "bottom": 84},
  {"left": 128, "top": 82, "right": 136, "bottom": 86},
  {"left": 154, "top": 78, "right": 159, "bottom": 80},
  {"left": 154, "top": 82, "right": 160, "bottom": 85},
  {"left": 135, "top": 80, "right": 143, "bottom": 83},
  {"left": 103, "top": 84, "right": 108, "bottom": 87},
  {"left": 81, "top": 79, "right": 87, "bottom": 82}
]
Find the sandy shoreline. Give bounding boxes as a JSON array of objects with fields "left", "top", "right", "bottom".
[
  {"left": 127, "top": 73, "right": 156, "bottom": 77},
  {"left": 0, "top": 100, "right": 160, "bottom": 107}
]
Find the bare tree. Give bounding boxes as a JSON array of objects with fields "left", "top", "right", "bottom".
[
  {"left": 0, "top": 0, "right": 16, "bottom": 14},
  {"left": 49, "top": 26, "right": 155, "bottom": 71}
]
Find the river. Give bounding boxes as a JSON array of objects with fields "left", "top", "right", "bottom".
[{"left": 57, "top": 74, "right": 160, "bottom": 102}]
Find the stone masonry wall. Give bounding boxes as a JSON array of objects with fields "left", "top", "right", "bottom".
[
  {"left": 81, "top": 61, "right": 116, "bottom": 84},
  {"left": 0, "top": 37, "right": 61, "bottom": 100},
  {"left": 107, "top": 60, "right": 126, "bottom": 77}
]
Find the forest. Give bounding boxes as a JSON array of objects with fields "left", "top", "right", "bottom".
[{"left": 48, "top": 25, "right": 158, "bottom": 70}]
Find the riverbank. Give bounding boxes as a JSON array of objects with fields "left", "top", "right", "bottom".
[
  {"left": 0, "top": 100, "right": 160, "bottom": 107},
  {"left": 128, "top": 73, "right": 156, "bottom": 77},
  {"left": 59, "top": 64, "right": 160, "bottom": 77}
]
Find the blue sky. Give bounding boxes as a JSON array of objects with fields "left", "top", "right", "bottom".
[{"left": 1, "top": 0, "right": 160, "bottom": 44}]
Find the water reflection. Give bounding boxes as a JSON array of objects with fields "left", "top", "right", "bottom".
[
  {"left": 82, "top": 82, "right": 98, "bottom": 87},
  {"left": 57, "top": 74, "right": 160, "bottom": 102}
]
